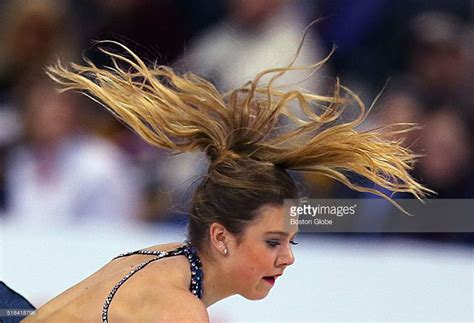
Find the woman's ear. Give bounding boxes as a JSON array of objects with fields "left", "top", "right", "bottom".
[{"left": 209, "top": 222, "right": 229, "bottom": 255}]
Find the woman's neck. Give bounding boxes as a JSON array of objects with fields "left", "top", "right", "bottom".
[{"left": 197, "top": 249, "right": 236, "bottom": 307}]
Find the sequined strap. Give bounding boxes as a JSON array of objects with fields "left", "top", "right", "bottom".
[
  {"left": 101, "top": 242, "right": 203, "bottom": 323},
  {"left": 112, "top": 249, "right": 169, "bottom": 260},
  {"left": 102, "top": 256, "right": 162, "bottom": 323}
]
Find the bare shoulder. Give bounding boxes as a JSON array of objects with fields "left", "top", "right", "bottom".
[
  {"left": 155, "top": 289, "right": 209, "bottom": 322},
  {"left": 142, "top": 241, "right": 184, "bottom": 252}
]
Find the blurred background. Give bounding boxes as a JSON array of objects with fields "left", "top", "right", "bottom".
[{"left": 0, "top": 0, "right": 472, "bottom": 321}]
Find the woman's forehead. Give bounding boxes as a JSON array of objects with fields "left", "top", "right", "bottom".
[{"left": 248, "top": 204, "right": 293, "bottom": 233}]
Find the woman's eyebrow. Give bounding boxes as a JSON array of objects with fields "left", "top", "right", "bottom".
[
  {"left": 265, "top": 231, "right": 298, "bottom": 240},
  {"left": 265, "top": 231, "right": 289, "bottom": 237}
]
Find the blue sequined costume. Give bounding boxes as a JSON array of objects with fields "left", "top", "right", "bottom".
[{"left": 102, "top": 241, "right": 203, "bottom": 323}]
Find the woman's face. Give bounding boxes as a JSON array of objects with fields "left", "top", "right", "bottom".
[{"left": 228, "top": 204, "right": 297, "bottom": 300}]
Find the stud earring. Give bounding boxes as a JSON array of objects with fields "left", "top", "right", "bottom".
[{"left": 223, "top": 247, "right": 228, "bottom": 255}]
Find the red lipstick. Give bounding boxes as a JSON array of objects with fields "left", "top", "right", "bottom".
[{"left": 263, "top": 276, "right": 276, "bottom": 285}]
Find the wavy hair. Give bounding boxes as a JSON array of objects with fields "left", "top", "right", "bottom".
[{"left": 47, "top": 39, "right": 432, "bottom": 248}]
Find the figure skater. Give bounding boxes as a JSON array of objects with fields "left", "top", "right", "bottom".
[{"left": 19, "top": 38, "right": 430, "bottom": 322}]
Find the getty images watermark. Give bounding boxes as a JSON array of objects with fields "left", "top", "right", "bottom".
[
  {"left": 284, "top": 198, "right": 474, "bottom": 233},
  {"left": 288, "top": 202, "right": 358, "bottom": 225}
]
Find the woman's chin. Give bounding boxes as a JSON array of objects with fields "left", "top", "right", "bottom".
[{"left": 241, "top": 289, "right": 270, "bottom": 300}]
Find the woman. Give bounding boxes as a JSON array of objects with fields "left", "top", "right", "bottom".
[{"left": 21, "top": 41, "right": 429, "bottom": 322}]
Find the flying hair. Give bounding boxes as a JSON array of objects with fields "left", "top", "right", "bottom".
[{"left": 46, "top": 27, "right": 433, "bottom": 214}]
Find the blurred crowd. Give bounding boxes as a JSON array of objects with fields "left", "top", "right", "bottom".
[{"left": 0, "top": 0, "right": 472, "bottom": 242}]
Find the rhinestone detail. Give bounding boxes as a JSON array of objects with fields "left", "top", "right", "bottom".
[{"left": 101, "top": 241, "right": 203, "bottom": 322}]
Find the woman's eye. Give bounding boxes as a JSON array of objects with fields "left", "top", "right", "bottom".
[
  {"left": 267, "top": 240, "right": 298, "bottom": 248},
  {"left": 266, "top": 240, "right": 281, "bottom": 247}
]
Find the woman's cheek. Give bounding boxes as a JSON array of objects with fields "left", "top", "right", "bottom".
[
  {"left": 251, "top": 250, "right": 274, "bottom": 274},
  {"left": 236, "top": 253, "right": 265, "bottom": 279}
]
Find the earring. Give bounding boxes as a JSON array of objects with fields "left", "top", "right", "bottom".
[{"left": 223, "top": 247, "right": 228, "bottom": 255}]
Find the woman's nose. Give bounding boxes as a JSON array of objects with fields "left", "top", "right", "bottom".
[{"left": 276, "top": 246, "right": 295, "bottom": 267}]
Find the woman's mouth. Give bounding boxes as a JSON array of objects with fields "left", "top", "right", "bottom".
[{"left": 263, "top": 276, "right": 276, "bottom": 285}]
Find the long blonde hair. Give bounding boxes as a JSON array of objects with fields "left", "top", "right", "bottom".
[{"left": 47, "top": 38, "right": 432, "bottom": 245}]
